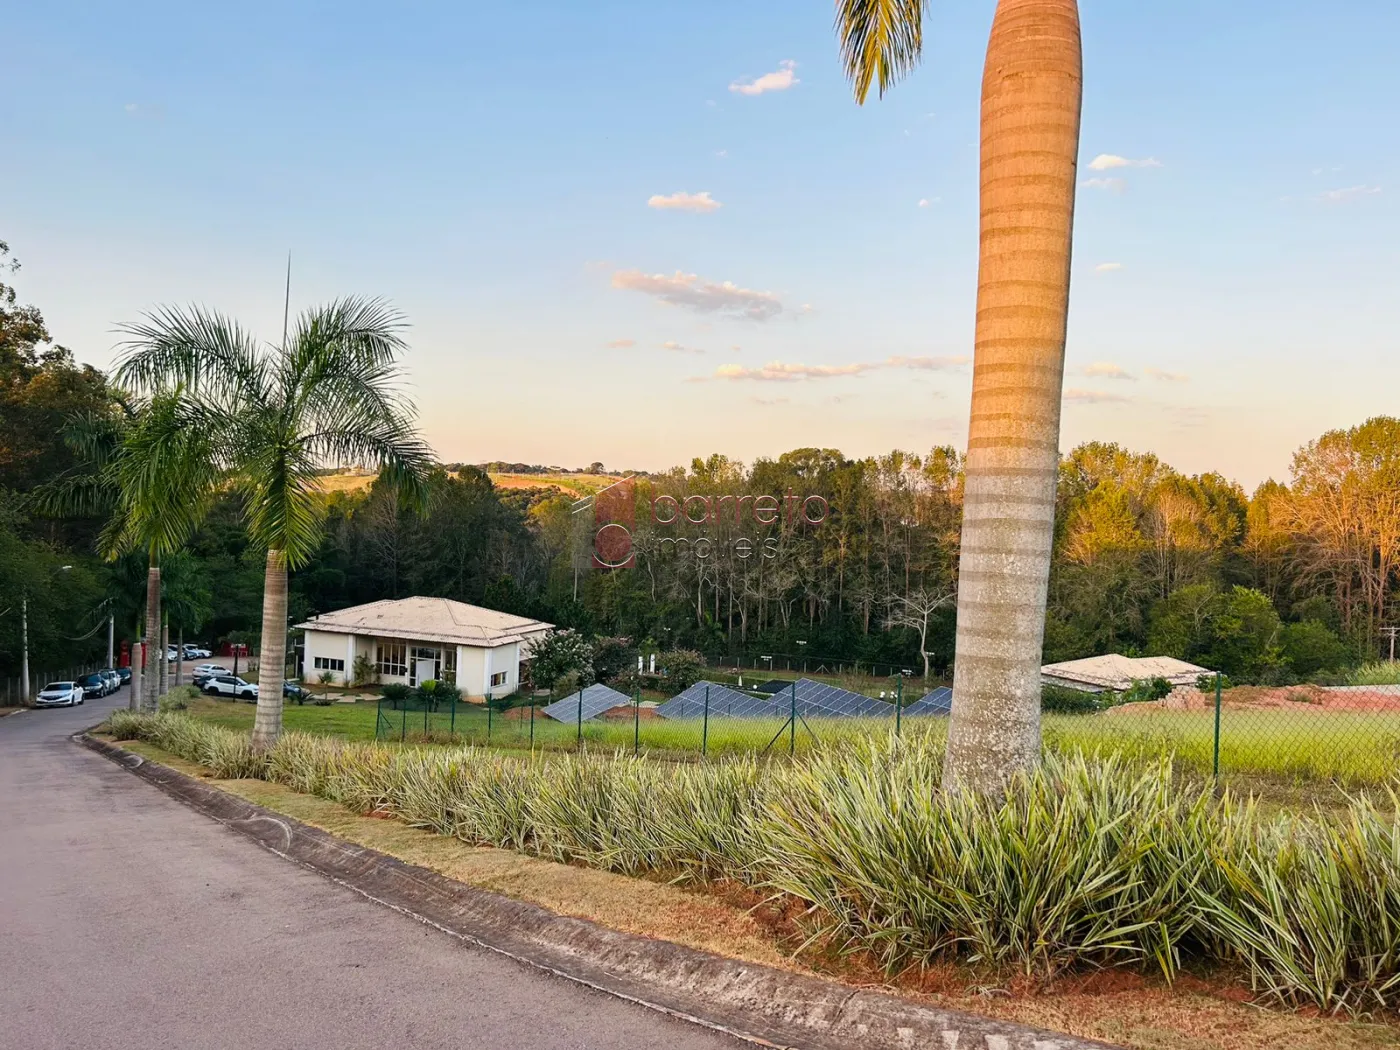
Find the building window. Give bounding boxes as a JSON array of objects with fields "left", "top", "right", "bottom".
[
  {"left": 313, "top": 657, "right": 345, "bottom": 672},
  {"left": 442, "top": 648, "right": 457, "bottom": 685},
  {"left": 376, "top": 642, "right": 407, "bottom": 677},
  {"left": 490, "top": 671, "right": 508, "bottom": 688}
]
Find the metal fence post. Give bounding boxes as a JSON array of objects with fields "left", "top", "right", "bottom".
[
  {"left": 529, "top": 699, "right": 535, "bottom": 749},
  {"left": 450, "top": 692, "right": 456, "bottom": 736},
  {"left": 577, "top": 685, "right": 584, "bottom": 750},
  {"left": 702, "top": 684, "right": 710, "bottom": 757},
  {"left": 1213, "top": 672, "right": 1223, "bottom": 779},
  {"left": 400, "top": 703, "right": 406, "bottom": 742},
  {"left": 633, "top": 685, "right": 640, "bottom": 756},
  {"left": 487, "top": 696, "right": 493, "bottom": 745},
  {"left": 789, "top": 681, "right": 797, "bottom": 757},
  {"left": 895, "top": 675, "right": 903, "bottom": 737}
]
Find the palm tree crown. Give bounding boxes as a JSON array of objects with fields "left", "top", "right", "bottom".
[
  {"left": 835, "top": 0, "right": 928, "bottom": 103},
  {"left": 115, "top": 297, "right": 432, "bottom": 565}
]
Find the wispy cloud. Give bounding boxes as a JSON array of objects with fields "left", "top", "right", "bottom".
[
  {"left": 1145, "top": 367, "right": 1190, "bottom": 382},
  {"left": 1083, "top": 177, "right": 1126, "bottom": 193},
  {"left": 748, "top": 396, "right": 790, "bottom": 406},
  {"left": 661, "top": 340, "right": 704, "bottom": 354},
  {"left": 1314, "top": 184, "right": 1382, "bottom": 203},
  {"left": 887, "top": 355, "right": 971, "bottom": 371},
  {"left": 1083, "top": 362, "right": 1135, "bottom": 380},
  {"left": 611, "top": 269, "right": 783, "bottom": 321},
  {"left": 715, "top": 149, "right": 728, "bottom": 158},
  {"left": 730, "top": 60, "right": 798, "bottom": 96},
  {"left": 647, "top": 191, "right": 722, "bottom": 213},
  {"left": 604, "top": 339, "right": 635, "bottom": 349},
  {"left": 700, "top": 355, "right": 969, "bottom": 383},
  {"left": 917, "top": 197, "right": 941, "bottom": 208},
  {"left": 1095, "top": 262, "right": 1124, "bottom": 273},
  {"left": 1088, "top": 154, "right": 1162, "bottom": 171},
  {"left": 1064, "top": 388, "right": 1132, "bottom": 404}
]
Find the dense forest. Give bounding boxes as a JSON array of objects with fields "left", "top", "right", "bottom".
[{"left": 3, "top": 242, "right": 1397, "bottom": 686}]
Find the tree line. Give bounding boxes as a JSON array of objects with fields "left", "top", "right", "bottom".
[{"left": 4, "top": 241, "right": 1398, "bottom": 723}]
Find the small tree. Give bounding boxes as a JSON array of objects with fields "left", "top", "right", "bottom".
[
  {"left": 590, "top": 635, "right": 637, "bottom": 687},
  {"left": 352, "top": 653, "right": 377, "bottom": 687},
  {"left": 884, "top": 590, "right": 955, "bottom": 680},
  {"left": 658, "top": 649, "right": 704, "bottom": 694},
  {"left": 528, "top": 629, "right": 594, "bottom": 693},
  {"left": 317, "top": 669, "right": 337, "bottom": 703}
]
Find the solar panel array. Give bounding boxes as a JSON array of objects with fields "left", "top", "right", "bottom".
[
  {"left": 782, "top": 678, "right": 894, "bottom": 718},
  {"left": 540, "top": 683, "right": 632, "bottom": 723},
  {"left": 655, "top": 681, "right": 779, "bottom": 720},
  {"left": 902, "top": 686, "right": 953, "bottom": 717}
]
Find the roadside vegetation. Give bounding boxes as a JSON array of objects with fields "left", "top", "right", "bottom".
[{"left": 105, "top": 710, "right": 1400, "bottom": 1017}]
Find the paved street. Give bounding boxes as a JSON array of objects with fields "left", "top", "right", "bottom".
[{"left": 0, "top": 687, "right": 739, "bottom": 1050}]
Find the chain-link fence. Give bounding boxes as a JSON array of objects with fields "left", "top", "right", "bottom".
[{"left": 362, "top": 670, "right": 1400, "bottom": 796}]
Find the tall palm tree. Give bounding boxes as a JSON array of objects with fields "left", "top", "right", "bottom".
[
  {"left": 837, "top": 0, "right": 1083, "bottom": 793},
  {"left": 34, "top": 393, "right": 221, "bottom": 709},
  {"left": 115, "top": 299, "right": 432, "bottom": 747}
]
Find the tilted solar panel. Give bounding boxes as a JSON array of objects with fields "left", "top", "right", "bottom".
[
  {"left": 540, "top": 683, "right": 632, "bottom": 722},
  {"left": 779, "top": 678, "right": 896, "bottom": 718},
  {"left": 902, "top": 686, "right": 953, "bottom": 717},
  {"left": 656, "top": 681, "right": 780, "bottom": 720}
]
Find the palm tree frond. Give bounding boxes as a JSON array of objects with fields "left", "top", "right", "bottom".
[
  {"left": 115, "top": 304, "right": 271, "bottom": 412},
  {"left": 835, "top": 0, "right": 927, "bottom": 103}
]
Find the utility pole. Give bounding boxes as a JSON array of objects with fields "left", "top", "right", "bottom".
[
  {"left": 107, "top": 614, "right": 115, "bottom": 668},
  {"left": 1383, "top": 626, "right": 1398, "bottom": 663},
  {"left": 20, "top": 595, "right": 29, "bottom": 702}
]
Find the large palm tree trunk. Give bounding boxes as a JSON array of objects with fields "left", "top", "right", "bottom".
[
  {"left": 251, "top": 549, "right": 288, "bottom": 749},
  {"left": 945, "top": 0, "right": 1082, "bottom": 793},
  {"left": 142, "top": 562, "right": 161, "bottom": 711}
]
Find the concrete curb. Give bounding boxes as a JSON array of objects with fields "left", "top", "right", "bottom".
[{"left": 79, "top": 732, "right": 1120, "bottom": 1050}]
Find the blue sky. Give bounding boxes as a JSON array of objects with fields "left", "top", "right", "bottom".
[{"left": 4, "top": 1, "right": 1397, "bottom": 490}]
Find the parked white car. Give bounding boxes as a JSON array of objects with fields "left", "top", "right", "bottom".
[
  {"left": 183, "top": 645, "right": 212, "bottom": 659},
  {"left": 35, "top": 681, "right": 84, "bottom": 707},
  {"left": 193, "top": 664, "right": 232, "bottom": 678},
  {"left": 202, "top": 675, "right": 259, "bottom": 700}
]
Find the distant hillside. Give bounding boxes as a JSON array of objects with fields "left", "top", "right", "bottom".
[{"left": 314, "top": 469, "right": 621, "bottom": 499}]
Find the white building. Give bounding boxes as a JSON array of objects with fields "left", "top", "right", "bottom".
[
  {"left": 1041, "top": 654, "right": 1213, "bottom": 693},
  {"left": 296, "top": 597, "right": 553, "bottom": 700}
]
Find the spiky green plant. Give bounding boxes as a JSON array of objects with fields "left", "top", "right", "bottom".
[{"left": 104, "top": 711, "right": 1400, "bottom": 1012}]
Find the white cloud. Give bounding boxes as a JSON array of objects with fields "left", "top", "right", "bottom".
[
  {"left": 1064, "top": 388, "right": 1132, "bottom": 404},
  {"left": 124, "top": 102, "right": 139, "bottom": 113},
  {"left": 604, "top": 339, "right": 635, "bottom": 349},
  {"left": 729, "top": 60, "right": 798, "bottom": 96},
  {"left": 702, "top": 355, "right": 969, "bottom": 383},
  {"left": 715, "top": 149, "right": 728, "bottom": 158},
  {"left": 1083, "top": 177, "right": 1126, "bottom": 193},
  {"left": 1145, "top": 367, "right": 1190, "bottom": 382},
  {"left": 917, "top": 198, "right": 942, "bottom": 208},
  {"left": 1095, "top": 262, "right": 1124, "bottom": 273},
  {"left": 886, "top": 355, "right": 971, "bottom": 371},
  {"left": 647, "top": 191, "right": 722, "bottom": 213},
  {"left": 1314, "top": 185, "right": 1382, "bottom": 202},
  {"left": 1083, "top": 362, "right": 1135, "bottom": 380},
  {"left": 611, "top": 269, "right": 783, "bottom": 321},
  {"left": 1088, "top": 154, "right": 1162, "bottom": 171},
  {"left": 661, "top": 340, "right": 704, "bottom": 354}
]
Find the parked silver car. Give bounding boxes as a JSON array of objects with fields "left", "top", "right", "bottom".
[{"left": 34, "top": 682, "right": 84, "bottom": 707}]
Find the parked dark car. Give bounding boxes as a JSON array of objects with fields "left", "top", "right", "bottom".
[
  {"left": 283, "top": 681, "right": 307, "bottom": 702},
  {"left": 78, "top": 673, "right": 108, "bottom": 699},
  {"left": 115, "top": 666, "right": 132, "bottom": 685},
  {"left": 99, "top": 669, "right": 121, "bottom": 693}
]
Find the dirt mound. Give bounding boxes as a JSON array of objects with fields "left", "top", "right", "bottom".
[{"left": 1107, "top": 684, "right": 1400, "bottom": 716}]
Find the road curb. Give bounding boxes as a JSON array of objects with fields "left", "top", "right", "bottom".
[{"left": 78, "top": 732, "right": 1119, "bottom": 1050}]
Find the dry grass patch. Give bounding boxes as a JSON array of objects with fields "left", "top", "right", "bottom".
[{"left": 99, "top": 733, "right": 1400, "bottom": 1050}]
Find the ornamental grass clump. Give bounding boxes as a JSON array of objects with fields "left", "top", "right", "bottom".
[{"left": 99, "top": 711, "right": 1400, "bottom": 1013}]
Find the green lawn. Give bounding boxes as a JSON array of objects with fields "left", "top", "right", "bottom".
[{"left": 186, "top": 696, "right": 1400, "bottom": 797}]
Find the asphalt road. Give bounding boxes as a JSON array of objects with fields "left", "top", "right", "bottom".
[{"left": 0, "top": 686, "right": 741, "bottom": 1050}]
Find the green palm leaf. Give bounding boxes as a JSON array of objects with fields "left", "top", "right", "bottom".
[{"left": 835, "top": 0, "right": 928, "bottom": 103}]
